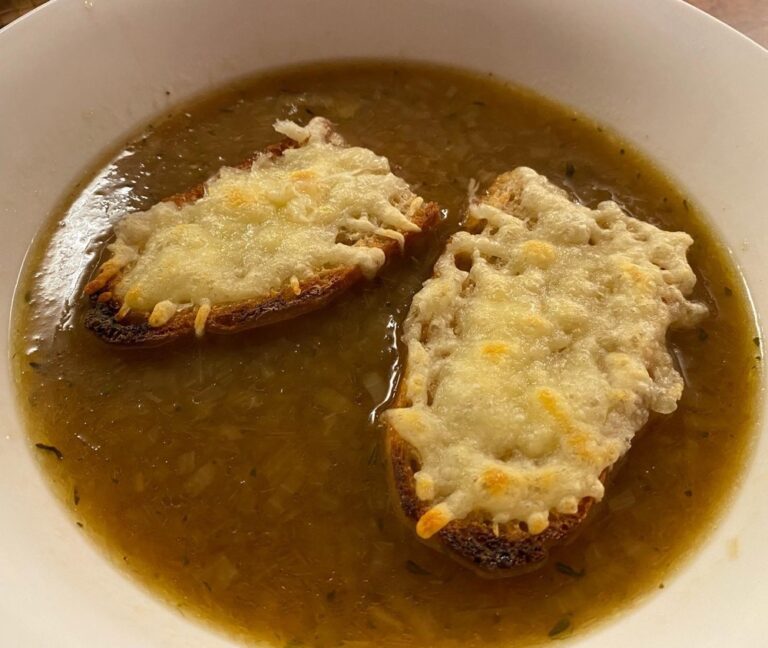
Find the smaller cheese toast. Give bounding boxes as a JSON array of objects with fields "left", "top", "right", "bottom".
[
  {"left": 84, "top": 117, "right": 440, "bottom": 345},
  {"left": 384, "top": 168, "right": 706, "bottom": 574}
]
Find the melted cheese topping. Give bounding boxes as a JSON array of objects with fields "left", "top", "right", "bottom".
[
  {"left": 384, "top": 167, "right": 706, "bottom": 538},
  {"left": 105, "top": 117, "right": 423, "bottom": 320}
]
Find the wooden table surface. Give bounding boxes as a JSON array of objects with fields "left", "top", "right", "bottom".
[
  {"left": 2, "top": 0, "right": 768, "bottom": 45},
  {"left": 687, "top": 0, "right": 768, "bottom": 46}
]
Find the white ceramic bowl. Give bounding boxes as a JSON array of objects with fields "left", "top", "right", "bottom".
[{"left": 1, "top": 0, "right": 766, "bottom": 646}]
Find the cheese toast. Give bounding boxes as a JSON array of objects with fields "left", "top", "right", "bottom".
[
  {"left": 84, "top": 117, "right": 440, "bottom": 345},
  {"left": 384, "top": 167, "right": 706, "bottom": 574}
]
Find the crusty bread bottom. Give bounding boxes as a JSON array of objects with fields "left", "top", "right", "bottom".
[{"left": 85, "top": 266, "right": 363, "bottom": 346}]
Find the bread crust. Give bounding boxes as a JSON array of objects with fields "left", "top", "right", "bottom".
[
  {"left": 385, "top": 172, "right": 600, "bottom": 576},
  {"left": 83, "top": 137, "right": 440, "bottom": 346}
]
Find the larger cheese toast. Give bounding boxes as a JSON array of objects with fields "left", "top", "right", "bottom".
[{"left": 384, "top": 167, "right": 706, "bottom": 574}]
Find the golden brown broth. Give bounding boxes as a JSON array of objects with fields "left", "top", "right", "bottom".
[{"left": 12, "top": 63, "right": 761, "bottom": 647}]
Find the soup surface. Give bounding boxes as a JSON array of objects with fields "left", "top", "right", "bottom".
[{"left": 12, "top": 62, "right": 761, "bottom": 647}]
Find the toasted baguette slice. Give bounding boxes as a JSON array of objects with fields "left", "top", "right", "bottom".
[
  {"left": 84, "top": 117, "right": 440, "bottom": 345},
  {"left": 383, "top": 167, "right": 706, "bottom": 574}
]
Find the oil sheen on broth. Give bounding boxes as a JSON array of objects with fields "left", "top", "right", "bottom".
[{"left": 12, "top": 63, "right": 760, "bottom": 647}]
